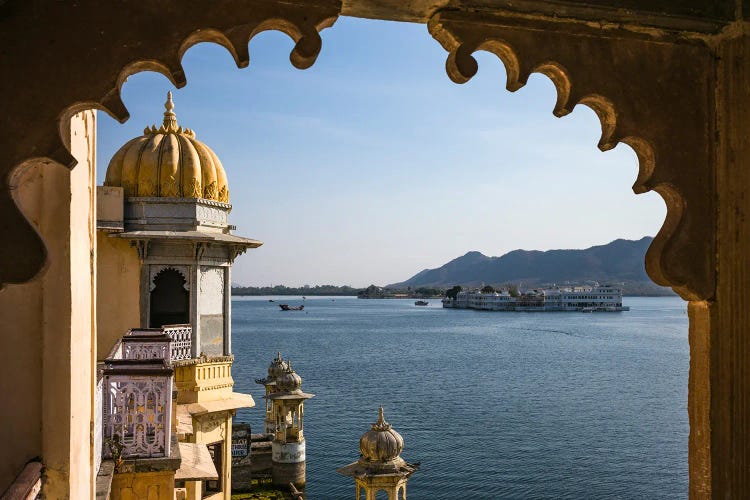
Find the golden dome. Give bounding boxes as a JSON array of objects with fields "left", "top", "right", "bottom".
[
  {"left": 104, "top": 92, "right": 229, "bottom": 202},
  {"left": 276, "top": 362, "right": 303, "bottom": 393},
  {"left": 267, "top": 352, "right": 289, "bottom": 380},
  {"left": 359, "top": 407, "right": 405, "bottom": 463}
]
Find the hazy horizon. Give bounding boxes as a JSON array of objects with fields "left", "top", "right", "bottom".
[{"left": 98, "top": 18, "right": 665, "bottom": 288}]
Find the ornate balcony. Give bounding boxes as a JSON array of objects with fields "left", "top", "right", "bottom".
[{"left": 102, "top": 336, "right": 174, "bottom": 460}]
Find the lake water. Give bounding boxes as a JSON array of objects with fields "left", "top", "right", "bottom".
[{"left": 231, "top": 296, "right": 688, "bottom": 499}]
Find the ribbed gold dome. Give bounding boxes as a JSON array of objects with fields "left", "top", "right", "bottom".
[
  {"left": 359, "top": 407, "right": 404, "bottom": 463},
  {"left": 104, "top": 92, "right": 229, "bottom": 202}
]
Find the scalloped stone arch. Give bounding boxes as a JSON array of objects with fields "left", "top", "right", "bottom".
[
  {"left": 428, "top": 9, "right": 713, "bottom": 302},
  {"left": 150, "top": 266, "right": 190, "bottom": 293},
  {"left": 1, "top": 3, "right": 749, "bottom": 499}
]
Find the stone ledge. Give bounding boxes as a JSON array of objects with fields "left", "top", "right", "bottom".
[
  {"left": 117, "top": 435, "right": 181, "bottom": 474},
  {"left": 95, "top": 460, "right": 115, "bottom": 500}
]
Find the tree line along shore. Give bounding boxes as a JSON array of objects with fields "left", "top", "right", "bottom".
[{"left": 231, "top": 282, "right": 675, "bottom": 298}]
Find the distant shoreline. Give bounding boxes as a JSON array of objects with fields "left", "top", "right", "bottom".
[{"left": 231, "top": 288, "right": 676, "bottom": 298}]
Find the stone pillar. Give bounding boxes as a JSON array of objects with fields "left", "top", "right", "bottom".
[
  {"left": 271, "top": 440, "right": 306, "bottom": 487},
  {"left": 688, "top": 32, "right": 750, "bottom": 499},
  {"left": 140, "top": 259, "right": 150, "bottom": 328},
  {"left": 191, "top": 263, "right": 201, "bottom": 357},
  {"left": 223, "top": 265, "right": 231, "bottom": 355},
  {"left": 221, "top": 411, "right": 233, "bottom": 500}
]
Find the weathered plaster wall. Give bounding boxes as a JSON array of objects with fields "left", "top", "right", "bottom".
[
  {"left": 199, "top": 266, "right": 225, "bottom": 356},
  {"left": 0, "top": 111, "right": 97, "bottom": 497},
  {"left": 97, "top": 234, "right": 140, "bottom": 359},
  {"left": 0, "top": 174, "right": 43, "bottom": 492}
]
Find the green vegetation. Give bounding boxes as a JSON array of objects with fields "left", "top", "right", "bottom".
[
  {"left": 357, "top": 285, "right": 446, "bottom": 299},
  {"left": 232, "top": 279, "right": 674, "bottom": 299},
  {"left": 232, "top": 285, "right": 361, "bottom": 296},
  {"left": 414, "top": 287, "right": 443, "bottom": 297},
  {"left": 231, "top": 480, "right": 293, "bottom": 499},
  {"left": 357, "top": 284, "right": 386, "bottom": 298},
  {"left": 231, "top": 490, "right": 290, "bottom": 500}
]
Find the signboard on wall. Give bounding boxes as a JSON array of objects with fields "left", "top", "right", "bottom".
[{"left": 232, "top": 423, "right": 251, "bottom": 462}]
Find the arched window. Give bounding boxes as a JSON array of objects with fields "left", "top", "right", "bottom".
[
  {"left": 150, "top": 268, "right": 189, "bottom": 327},
  {"left": 375, "top": 490, "right": 389, "bottom": 500}
]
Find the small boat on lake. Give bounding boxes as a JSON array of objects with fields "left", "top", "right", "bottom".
[
  {"left": 279, "top": 304, "right": 304, "bottom": 311},
  {"left": 414, "top": 300, "right": 429, "bottom": 306}
]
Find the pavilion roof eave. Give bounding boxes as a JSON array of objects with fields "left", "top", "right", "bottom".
[
  {"left": 269, "top": 391, "right": 315, "bottom": 401},
  {"left": 113, "top": 230, "right": 262, "bottom": 248}
]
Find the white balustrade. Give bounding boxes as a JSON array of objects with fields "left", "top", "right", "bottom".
[{"left": 163, "top": 324, "right": 192, "bottom": 361}]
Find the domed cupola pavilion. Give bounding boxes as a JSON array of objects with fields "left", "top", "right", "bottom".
[
  {"left": 267, "top": 361, "right": 314, "bottom": 488},
  {"left": 338, "top": 407, "right": 420, "bottom": 500},
  {"left": 255, "top": 352, "right": 291, "bottom": 434},
  {"left": 97, "top": 91, "right": 262, "bottom": 357}
]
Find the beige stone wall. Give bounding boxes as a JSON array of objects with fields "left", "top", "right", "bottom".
[
  {"left": 97, "top": 233, "right": 141, "bottom": 358},
  {"left": 184, "top": 411, "right": 232, "bottom": 500},
  {"left": 0, "top": 111, "right": 97, "bottom": 497},
  {"left": 111, "top": 470, "right": 175, "bottom": 500},
  {"left": 0, "top": 214, "right": 42, "bottom": 491}
]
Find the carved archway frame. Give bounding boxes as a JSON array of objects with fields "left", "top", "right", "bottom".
[{"left": 0, "top": 1, "right": 747, "bottom": 498}]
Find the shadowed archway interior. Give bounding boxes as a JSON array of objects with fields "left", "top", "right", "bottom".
[{"left": 149, "top": 268, "right": 189, "bottom": 328}]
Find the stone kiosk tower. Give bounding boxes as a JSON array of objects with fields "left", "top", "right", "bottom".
[
  {"left": 269, "top": 362, "right": 314, "bottom": 488},
  {"left": 255, "top": 352, "right": 290, "bottom": 434},
  {"left": 97, "top": 93, "right": 261, "bottom": 500},
  {"left": 337, "top": 407, "right": 419, "bottom": 500}
]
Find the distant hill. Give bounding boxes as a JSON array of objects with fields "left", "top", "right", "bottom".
[{"left": 388, "top": 237, "right": 674, "bottom": 296}]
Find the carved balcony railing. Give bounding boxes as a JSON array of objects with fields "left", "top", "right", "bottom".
[
  {"left": 108, "top": 326, "right": 193, "bottom": 363},
  {"left": 102, "top": 336, "right": 173, "bottom": 460},
  {"left": 122, "top": 329, "right": 172, "bottom": 361},
  {"left": 162, "top": 324, "right": 192, "bottom": 361}
]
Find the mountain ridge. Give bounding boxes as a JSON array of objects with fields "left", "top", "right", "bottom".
[{"left": 388, "top": 237, "right": 670, "bottom": 294}]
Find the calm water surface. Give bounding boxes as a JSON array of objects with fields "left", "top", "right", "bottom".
[{"left": 232, "top": 296, "right": 688, "bottom": 499}]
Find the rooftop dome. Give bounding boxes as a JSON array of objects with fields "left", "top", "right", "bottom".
[
  {"left": 104, "top": 92, "right": 229, "bottom": 202},
  {"left": 267, "top": 352, "right": 289, "bottom": 380},
  {"left": 359, "top": 407, "right": 404, "bottom": 463},
  {"left": 276, "top": 362, "right": 303, "bottom": 392}
]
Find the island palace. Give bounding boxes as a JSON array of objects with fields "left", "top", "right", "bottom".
[{"left": 442, "top": 285, "right": 629, "bottom": 312}]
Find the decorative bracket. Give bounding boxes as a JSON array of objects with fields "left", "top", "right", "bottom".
[
  {"left": 428, "top": 9, "right": 716, "bottom": 300},
  {"left": 131, "top": 240, "right": 150, "bottom": 261},
  {"left": 194, "top": 242, "right": 209, "bottom": 261},
  {"left": 228, "top": 245, "right": 248, "bottom": 264}
]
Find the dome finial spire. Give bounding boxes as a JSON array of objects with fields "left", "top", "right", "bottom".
[
  {"left": 372, "top": 406, "right": 391, "bottom": 431},
  {"left": 162, "top": 91, "right": 178, "bottom": 131}
]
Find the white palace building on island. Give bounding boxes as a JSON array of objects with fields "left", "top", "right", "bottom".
[{"left": 442, "top": 285, "right": 629, "bottom": 312}]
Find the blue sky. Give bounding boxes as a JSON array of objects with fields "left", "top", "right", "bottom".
[{"left": 97, "top": 18, "right": 665, "bottom": 287}]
